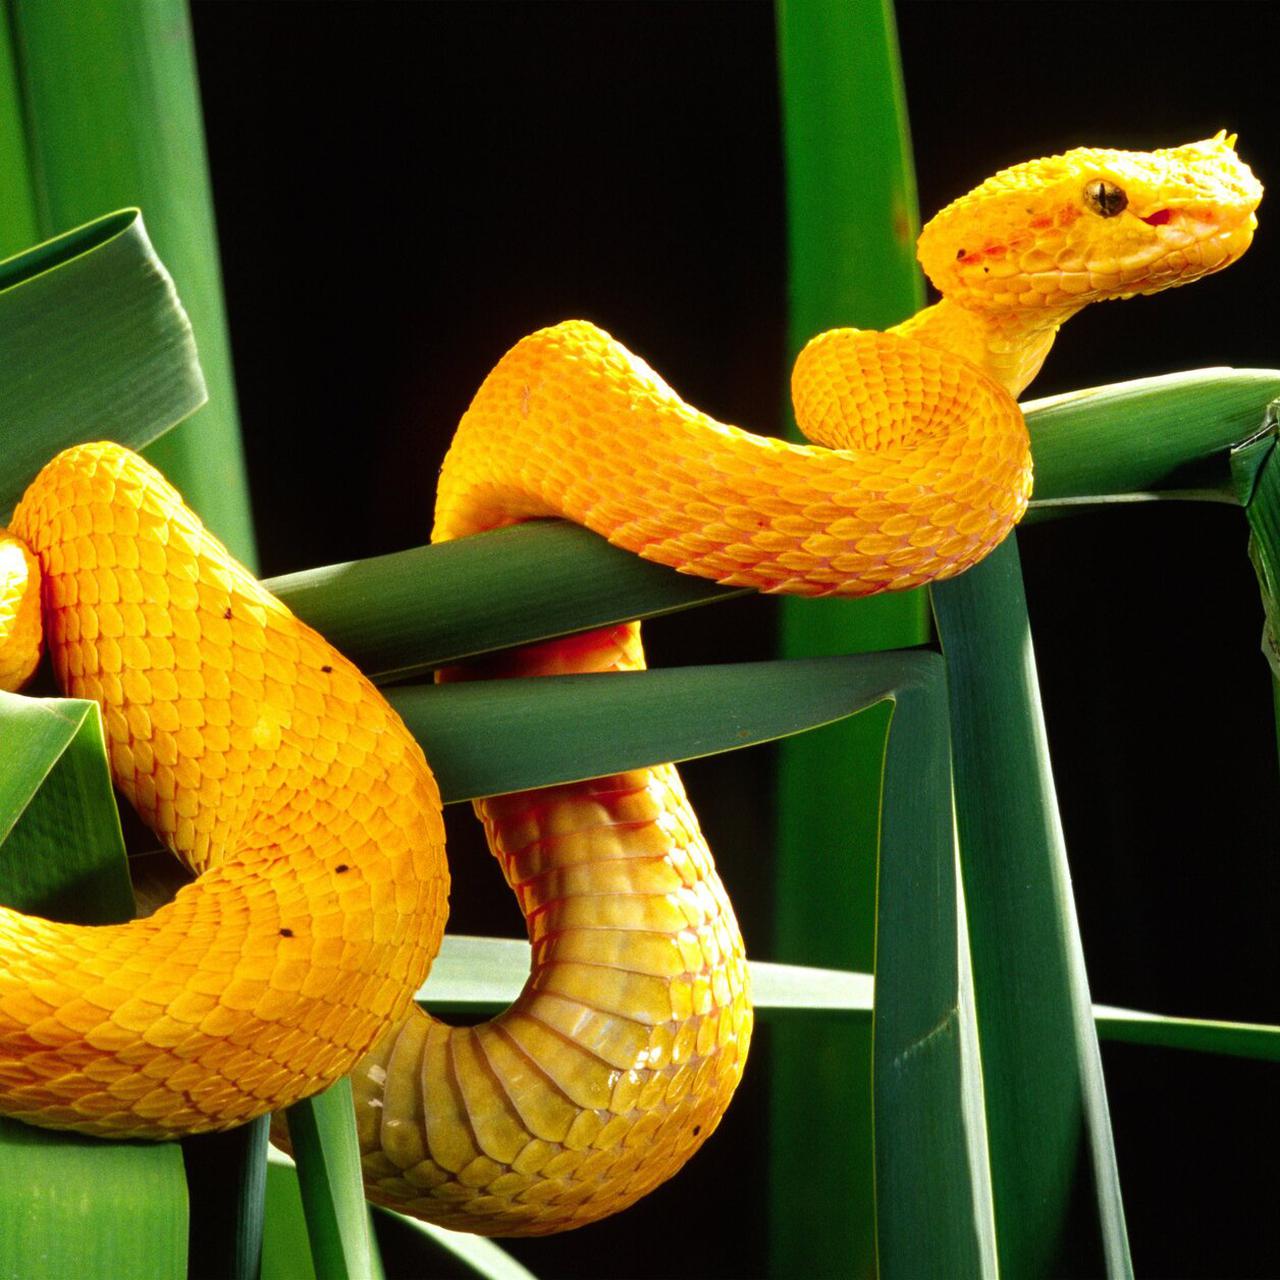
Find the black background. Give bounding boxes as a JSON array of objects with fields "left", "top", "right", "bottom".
[{"left": 190, "top": 3, "right": 1279, "bottom": 1276}]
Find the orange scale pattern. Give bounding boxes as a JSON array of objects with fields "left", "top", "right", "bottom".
[
  {"left": 348, "top": 319, "right": 1028, "bottom": 1232},
  {"left": 0, "top": 444, "right": 448, "bottom": 1137}
]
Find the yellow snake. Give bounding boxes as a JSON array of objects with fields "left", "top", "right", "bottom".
[{"left": 0, "top": 135, "right": 1260, "bottom": 1236}]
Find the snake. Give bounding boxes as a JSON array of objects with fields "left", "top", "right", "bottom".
[{"left": 0, "top": 134, "right": 1260, "bottom": 1237}]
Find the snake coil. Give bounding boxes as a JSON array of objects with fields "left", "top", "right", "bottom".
[{"left": 0, "top": 134, "right": 1261, "bottom": 1235}]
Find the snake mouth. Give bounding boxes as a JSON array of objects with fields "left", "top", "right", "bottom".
[{"left": 1130, "top": 213, "right": 1258, "bottom": 296}]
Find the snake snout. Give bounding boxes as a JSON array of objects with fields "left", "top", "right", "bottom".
[{"left": 916, "top": 133, "right": 1264, "bottom": 312}]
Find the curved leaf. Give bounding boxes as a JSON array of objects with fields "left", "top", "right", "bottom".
[
  {"left": 0, "top": 209, "right": 205, "bottom": 518},
  {"left": 0, "top": 691, "right": 132, "bottom": 925},
  {"left": 385, "top": 652, "right": 931, "bottom": 803}
]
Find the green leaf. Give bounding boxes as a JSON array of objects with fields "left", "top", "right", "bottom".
[
  {"left": 1230, "top": 410, "right": 1280, "bottom": 695},
  {"left": 9, "top": 0, "right": 256, "bottom": 563},
  {"left": 182, "top": 1117, "right": 269, "bottom": 1280},
  {"left": 268, "top": 523, "right": 746, "bottom": 684},
  {"left": 384, "top": 652, "right": 934, "bottom": 803},
  {"left": 0, "top": 1119, "right": 188, "bottom": 1280},
  {"left": 0, "top": 208, "right": 206, "bottom": 519},
  {"left": 0, "top": 691, "right": 133, "bottom": 925},
  {"left": 421, "top": 939, "right": 1280, "bottom": 1061},
  {"left": 263, "top": 1154, "right": 320, "bottom": 1280},
  {"left": 417, "top": 936, "right": 877, "bottom": 1018},
  {"left": 870, "top": 660, "right": 997, "bottom": 1277},
  {"left": 1095, "top": 1006, "right": 1280, "bottom": 1061},
  {"left": 284, "top": 1081, "right": 380, "bottom": 1280},
  {"left": 0, "top": 691, "right": 90, "bottom": 845},
  {"left": 0, "top": 13, "right": 38, "bottom": 258},
  {"left": 372, "top": 1208, "right": 538, "bottom": 1280},
  {"left": 773, "top": 4, "right": 926, "bottom": 1265},
  {"left": 932, "top": 539, "right": 1132, "bottom": 1278},
  {"left": 416, "top": 935, "right": 527, "bottom": 1013},
  {"left": 1027, "top": 367, "right": 1280, "bottom": 510}
]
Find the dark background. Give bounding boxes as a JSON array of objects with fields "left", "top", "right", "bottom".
[{"left": 190, "top": 3, "right": 1279, "bottom": 1276}]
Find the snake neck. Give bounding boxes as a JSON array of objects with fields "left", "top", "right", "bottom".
[{"left": 891, "top": 297, "right": 1082, "bottom": 398}]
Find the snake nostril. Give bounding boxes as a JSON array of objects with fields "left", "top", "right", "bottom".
[{"left": 1141, "top": 208, "right": 1174, "bottom": 227}]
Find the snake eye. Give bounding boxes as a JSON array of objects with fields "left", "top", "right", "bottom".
[{"left": 1083, "top": 179, "right": 1128, "bottom": 218}]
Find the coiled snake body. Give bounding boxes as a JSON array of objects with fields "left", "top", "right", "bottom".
[{"left": 0, "top": 136, "right": 1260, "bottom": 1235}]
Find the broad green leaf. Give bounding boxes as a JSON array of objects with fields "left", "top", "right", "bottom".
[
  {"left": 417, "top": 935, "right": 528, "bottom": 1012},
  {"left": 870, "top": 657, "right": 996, "bottom": 1277},
  {"left": 747, "top": 959, "right": 875, "bottom": 1015},
  {"left": 773, "top": 3, "right": 924, "bottom": 1264},
  {"left": 0, "top": 1119, "right": 187, "bottom": 1280},
  {"left": 421, "top": 939, "right": 1280, "bottom": 1061},
  {"left": 932, "top": 539, "right": 1131, "bottom": 1278},
  {"left": 0, "top": 14, "right": 37, "bottom": 257},
  {"left": 0, "top": 690, "right": 93, "bottom": 845},
  {"left": 0, "top": 209, "right": 206, "bottom": 518},
  {"left": 1229, "top": 414, "right": 1280, "bottom": 703},
  {"left": 384, "top": 652, "right": 934, "bottom": 803},
  {"left": 284, "top": 1081, "right": 380, "bottom": 1280},
  {"left": 10, "top": 0, "right": 255, "bottom": 564}
]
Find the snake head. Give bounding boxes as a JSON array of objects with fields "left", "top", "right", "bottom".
[{"left": 917, "top": 132, "right": 1263, "bottom": 311}]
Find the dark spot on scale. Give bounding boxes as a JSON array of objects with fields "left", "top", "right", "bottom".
[
  {"left": 321, "top": 664, "right": 333, "bottom": 673},
  {"left": 223, "top": 607, "right": 232, "bottom": 620},
  {"left": 279, "top": 927, "right": 294, "bottom": 937},
  {"left": 983, "top": 267, "right": 989, "bottom": 273},
  {"left": 692, "top": 1125, "right": 702, "bottom": 1136},
  {"left": 956, "top": 248, "right": 966, "bottom": 260},
  {"left": 335, "top": 864, "right": 349, "bottom": 874}
]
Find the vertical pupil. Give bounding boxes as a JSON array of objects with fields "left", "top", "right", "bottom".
[{"left": 1087, "top": 180, "right": 1127, "bottom": 217}]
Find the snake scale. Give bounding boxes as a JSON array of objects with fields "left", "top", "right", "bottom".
[{"left": 0, "top": 135, "right": 1260, "bottom": 1235}]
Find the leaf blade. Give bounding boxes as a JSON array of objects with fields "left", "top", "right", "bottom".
[
  {"left": 11, "top": 0, "right": 255, "bottom": 563},
  {"left": 384, "top": 652, "right": 932, "bottom": 804},
  {"left": 0, "top": 209, "right": 206, "bottom": 518},
  {"left": 0, "top": 692, "right": 133, "bottom": 925},
  {"left": 284, "top": 1081, "right": 380, "bottom": 1280},
  {"left": 933, "top": 538, "right": 1132, "bottom": 1278}
]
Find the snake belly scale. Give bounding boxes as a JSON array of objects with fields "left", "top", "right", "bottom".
[{"left": 0, "top": 134, "right": 1261, "bottom": 1235}]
